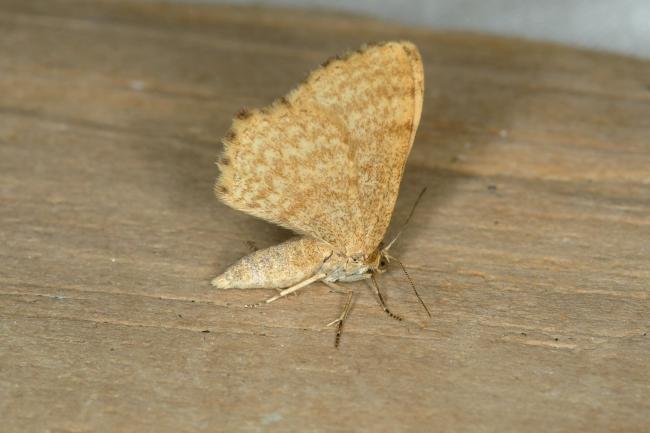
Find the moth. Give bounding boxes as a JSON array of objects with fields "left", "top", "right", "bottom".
[{"left": 212, "top": 41, "right": 429, "bottom": 346}]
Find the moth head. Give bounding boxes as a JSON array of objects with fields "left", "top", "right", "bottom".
[
  {"left": 368, "top": 245, "right": 390, "bottom": 274},
  {"left": 377, "top": 252, "right": 390, "bottom": 273}
]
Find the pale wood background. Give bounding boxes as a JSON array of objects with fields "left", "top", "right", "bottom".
[{"left": 1, "top": 1, "right": 649, "bottom": 432}]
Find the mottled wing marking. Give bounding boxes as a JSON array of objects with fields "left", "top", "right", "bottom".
[
  {"left": 216, "top": 100, "right": 363, "bottom": 250},
  {"left": 288, "top": 41, "right": 424, "bottom": 254},
  {"left": 216, "top": 40, "right": 423, "bottom": 256}
]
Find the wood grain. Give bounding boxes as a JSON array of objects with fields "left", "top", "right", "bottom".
[{"left": 1, "top": 1, "right": 648, "bottom": 432}]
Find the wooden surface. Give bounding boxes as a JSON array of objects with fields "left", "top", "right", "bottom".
[{"left": 1, "top": 1, "right": 649, "bottom": 432}]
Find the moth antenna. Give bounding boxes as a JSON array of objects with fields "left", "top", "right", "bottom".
[
  {"left": 388, "top": 255, "right": 431, "bottom": 318},
  {"left": 371, "top": 275, "right": 403, "bottom": 322},
  {"left": 385, "top": 187, "right": 427, "bottom": 251}
]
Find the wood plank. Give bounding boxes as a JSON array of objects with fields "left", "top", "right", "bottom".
[{"left": 1, "top": 1, "right": 649, "bottom": 432}]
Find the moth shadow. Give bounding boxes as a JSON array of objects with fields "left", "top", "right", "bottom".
[
  {"left": 390, "top": 33, "right": 556, "bottom": 241},
  {"left": 380, "top": 38, "right": 549, "bottom": 304},
  {"left": 126, "top": 124, "right": 295, "bottom": 277}
]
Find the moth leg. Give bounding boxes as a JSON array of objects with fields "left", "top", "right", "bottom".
[
  {"left": 322, "top": 280, "right": 348, "bottom": 294},
  {"left": 245, "top": 273, "right": 325, "bottom": 308},
  {"left": 324, "top": 282, "right": 355, "bottom": 348},
  {"left": 264, "top": 272, "right": 326, "bottom": 304},
  {"left": 370, "top": 275, "right": 403, "bottom": 322},
  {"left": 272, "top": 287, "right": 299, "bottom": 298}
]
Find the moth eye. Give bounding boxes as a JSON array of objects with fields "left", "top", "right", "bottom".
[{"left": 379, "top": 259, "right": 387, "bottom": 268}]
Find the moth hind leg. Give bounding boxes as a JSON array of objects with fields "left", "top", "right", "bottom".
[{"left": 264, "top": 273, "right": 326, "bottom": 304}]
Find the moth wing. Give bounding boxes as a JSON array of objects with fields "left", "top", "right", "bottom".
[
  {"left": 216, "top": 41, "right": 423, "bottom": 255},
  {"left": 216, "top": 100, "right": 363, "bottom": 251},
  {"left": 289, "top": 41, "right": 424, "bottom": 254}
]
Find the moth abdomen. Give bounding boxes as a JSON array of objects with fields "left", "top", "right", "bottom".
[{"left": 211, "top": 236, "right": 332, "bottom": 290}]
